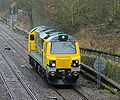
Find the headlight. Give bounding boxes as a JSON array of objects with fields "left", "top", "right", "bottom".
[
  {"left": 49, "top": 60, "right": 56, "bottom": 67},
  {"left": 72, "top": 60, "right": 79, "bottom": 67},
  {"left": 52, "top": 63, "right": 55, "bottom": 67}
]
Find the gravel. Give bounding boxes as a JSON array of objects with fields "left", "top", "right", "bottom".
[{"left": 75, "top": 74, "right": 120, "bottom": 100}]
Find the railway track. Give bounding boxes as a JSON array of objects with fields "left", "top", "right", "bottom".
[
  {"left": 72, "top": 86, "right": 88, "bottom": 100},
  {"left": 0, "top": 51, "right": 37, "bottom": 100},
  {"left": 48, "top": 84, "right": 89, "bottom": 100},
  {"left": 0, "top": 23, "right": 89, "bottom": 100},
  {"left": 52, "top": 87, "right": 88, "bottom": 100},
  {"left": 0, "top": 70, "right": 14, "bottom": 100}
]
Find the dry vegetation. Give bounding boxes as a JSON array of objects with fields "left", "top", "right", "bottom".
[{"left": 74, "top": 28, "right": 120, "bottom": 54}]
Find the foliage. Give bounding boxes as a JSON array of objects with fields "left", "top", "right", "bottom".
[
  {"left": 103, "top": 61, "right": 120, "bottom": 84},
  {"left": 1, "top": 0, "right": 120, "bottom": 33},
  {"left": 81, "top": 55, "right": 120, "bottom": 84},
  {"left": 81, "top": 55, "right": 96, "bottom": 68}
]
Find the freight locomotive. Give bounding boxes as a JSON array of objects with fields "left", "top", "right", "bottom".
[{"left": 28, "top": 26, "right": 81, "bottom": 85}]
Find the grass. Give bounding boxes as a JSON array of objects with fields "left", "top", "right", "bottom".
[
  {"left": 81, "top": 55, "right": 120, "bottom": 84},
  {"left": 103, "top": 61, "right": 120, "bottom": 84}
]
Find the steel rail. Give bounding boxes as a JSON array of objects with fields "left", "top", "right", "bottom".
[
  {"left": 0, "top": 51, "right": 38, "bottom": 100},
  {"left": 0, "top": 71, "right": 15, "bottom": 100},
  {"left": 72, "top": 86, "right": 88, "bottom": 100}
]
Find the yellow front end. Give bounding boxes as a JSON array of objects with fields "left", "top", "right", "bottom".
[{"left": 45, "top": 41, "right": 81, "bottom": 85}]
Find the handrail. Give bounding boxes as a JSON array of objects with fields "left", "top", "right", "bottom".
[{"left": 80, "top": 48, "right": 120, "bottom": 58}]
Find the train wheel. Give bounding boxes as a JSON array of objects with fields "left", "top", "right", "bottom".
[
  {"left": 38, "top": 65, "right": 40, "bottom": 73},
  {"left": 34, "top": 61, "right": 38, "bottom": 71},
  {"left": 29, "top": 56, "right": 32, "bottom": 65},
  {"left": 32, "top": 61, "right": 37, "bottom": 70},
  {"left": 41, "top": 69, "right": 46, "bottom": 78}
]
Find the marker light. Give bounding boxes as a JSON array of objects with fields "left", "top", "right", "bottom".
[
  {"left": 49, "top": 60, "right": 56, "bottom": 67},
  {"left": 72, "top": 60, "right": 79, "bottom": 67}
]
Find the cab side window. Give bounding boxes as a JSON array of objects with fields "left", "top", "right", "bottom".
[
  {"left": 44, "top": 43, "right": 47, "bottom": 52},
  {"left": 40, "top": 39, "right": 44, "bottom": 49},
  {"left": 30, "top": 35, "right": 34, "bottom": 41},
  {"left": 37, "top": 38, "right": 44, "bottom": 49}
]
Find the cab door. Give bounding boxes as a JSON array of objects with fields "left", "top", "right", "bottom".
[{"left": 28, "top": 32, "right": 37, "bottom": 52}]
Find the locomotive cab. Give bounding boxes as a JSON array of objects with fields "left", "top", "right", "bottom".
[{"left": 45, "top": 34, "right": 81, "bottom": 85}]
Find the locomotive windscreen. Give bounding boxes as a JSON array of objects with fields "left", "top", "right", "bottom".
[{"left": 51, "top": 41, "right": 76, "bottom": 54}]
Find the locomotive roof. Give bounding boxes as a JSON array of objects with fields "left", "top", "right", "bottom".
[
  {"left": 46, "top": 34, "right": 76, "bottom": 42},
  {"left": 30, "top": 26, "right": 47, "bottom": 33},
  {"left": 30, "top": 26, "right": 76, "bottom": 41},
  {"left": 30, "top": 26, "right": 55, "bottom": 33}
]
